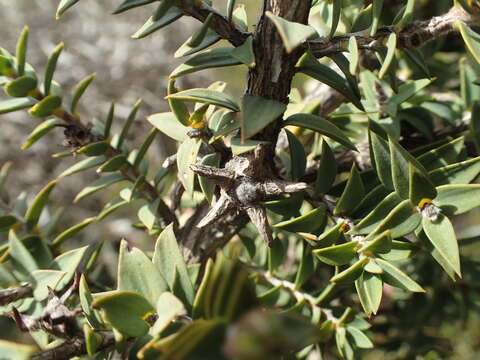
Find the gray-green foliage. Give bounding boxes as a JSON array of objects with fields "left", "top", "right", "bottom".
[{"left": 1, "top": 0, "right": 480, "bottom": 359}]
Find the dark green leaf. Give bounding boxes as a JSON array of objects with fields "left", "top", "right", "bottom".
[
  {"left": 21, "top": 118, "right": 62, "bottom": 150},
  {"left": 131, "top": 7, "right": 182, "bottom": 39},
  {"left": 71, "top": 73, "right": 95, "bottom": 114},
  {"left": 376, "top": 258, "right": 424, "bottom": 292},
  {"left": 241, "top": 95, "right": 286, "bottom": 141},
  {"left": 25, "top": 180, "right": 57, "bottom": 230},
  {"left": 166, "top": 88, "right": 239, "bottom": 112},
  {"left": 334, "top": 163, "right": 364, "bottom": 215},
  {"left": 28, "top": 95, "right": 62, "bottom": 118},
  {"left": 5, "top": 75, "right": 37, "bottom": 97},
  {"left": 44, "top": 43, "right": 64, "bottom": 96},
  {"left": 74, "top": 173, "right": 125, "bottom": 203}
]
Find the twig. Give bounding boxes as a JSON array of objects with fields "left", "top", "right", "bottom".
[
  {"left": 177, "top": 0, "right": 250, "bottom": 46},
  {"left": 0, "top": 284, "right": 32, "bottom": 306},
  {"left": 30, "top": 331, "right": 115, "bottom": 360},
  {"left": 308, "top": 6, "right": 480, "bottom": 58}
]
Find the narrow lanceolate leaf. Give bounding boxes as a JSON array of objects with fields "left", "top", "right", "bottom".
[
  {"left": 286, "top": 129, "right": 307, "bottom": 180},
  {"left": 241, "top": 95, "right": 286, "bottom": 141},
  {"left": 369, "top": 131, "right": 393, "bottom": 190},
  {"left": 376, "top": 258, "right": 425, "bottom": 292},
  {"left": 198, "top": 153, "right": 221, "bottom": 203},
  {"left": 348, "top": 37, "right": 359, "bottom": 75},
  {"left": 92, "top": 291, "right": 155, "bottom": 337},
  {"left": 296, "top": 51, "right": 363, "bottom": 110},
  {"left": 328, "top": 0, "right": 342, "bottom": 38},
  {"left": 331, "top": 258, "right": 368, "bottom": 284},
  {"left": 434, "top": 184, "right": 480, "bottom": 215},
  {"left": 378, "top": 33, "right": 397, "bottom": 79},
  {"left": 25, "top": 180, "right": 57, "bottom": 230},
  {"left": 369, "top": 199, "right": 421, "bottom": 239},
  {"left": 313, "top": 241, "right": 359, "bottom": 266},
  {"left": 76, "top": 141, "right": 109, "bottom": 156},
  {"left": 133, "top": 128, "right": 158, "bottom": 169},
  {"left": 422, "top": 215, "right": 461, "bottom": 277},
  {"left": 115, "top": 99, "right": 141, "bottom": 150},
  {"left": 131, "top": 7, "right": 182, "bottom": 39},
  {"left": 166, "top": 88, "right": 240, "bottom": 112},
  {"left": 74, "top": 173, "right": 125, "bottom": 203},
  {"left": 356, "top": 273, "right": 383, "bottom": 316},
  {"left": 334, "top": 164, "right": 364, "bottom": 215},
  {"left": 113, "top": 0, "right": 155, "bottom": 14},
  {"left": 177, "top": 138, "right": 202, "bottom": 198},
  {"left": 230, "top": 36, "right": 255, "bottom": 67},
  {"left": 314, "top": 138, "right": 337, "bottom": 196},
  {"left": 370, "top": 0, "right": 384, "bottom": 35},
  {"left": 21, "top": 118, "right": 62, "bottom": 150},
  {"left": 284, "top": 113, "right": 357, "bottom": 151},
  {"left": 417, "top": 137, "right": 465, "bottom": 171},
  {"left": 58, "top": 157, "right": 105, "bottom": 178},
  {"left": 170, "top": 47, "right": 241, "bottom": 78},
  {"left": 394, "top": 0, "right": 415, "bottom": 30},
  {"left": 167, "top": 80, "right": 190, "bottom": 126},
  {"left": 9, "top": 230, "right": 38, "bottom": 278},
  {"left": 0, "top": 97, "right": 36, "bottom": 114},
  {"left": 188, "top": 13, "right": 214, "bottom": 47},
  {"left": 5, "top": 75, "right": 37, "bottom": 97},
  {"left": 273, "top": 205, "right": 327, "bottom": 234},
  {"left": 457, "top": 22, "right": 480, "bottom": 64},
  {"left": 429, "top": 157, "right": 480, "bottom": 186},
  {"left": 118, "top": 240, "right": 168, "bottom": 306},
  {"left": 16, "top": 26, "right": 29, "bottom": 76},
  {"left": 44, "top": 43, "right": 64, "bottom": 96},
  {"left": 175, "top": 29, "right": 221, "bottom": 58},
  {"left": 52, "top": 217, "right": 96, "bottom": 246},
  {"left": 97, "top": 154, "right": 127, "bottom": 173},
  {"left": 359, "top": 230, "right": 392, "bottom": 254},
  {"left": 0, "top": 215, "right": 17, "bottom": 232},
  {"left": 152, "top": 0, "right": 175, "bottom": 21},
  {"left": 71, "top": 73, "right": 95, "bottom": 113},
  {"left": 351, "top": 4, "right": 373, "bottom": 32},
  {"left": 409, "top": 163, "right": 437, "bottom": 207},
  {"left": 265, "top": 12, "right": 316, "bottom": 53},
  {"left": 56, "top": 0, "right": 81, "bottom": 19},
  {"left": 153, "top": 224, "right": 195, "bottom": 306},
  {"left": 28, "top": 95, "right": 62, "bottom": 118}
]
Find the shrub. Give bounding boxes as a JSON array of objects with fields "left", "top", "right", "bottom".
[{"left": 1, "top": 0, "right": 480, "bottom": 359}]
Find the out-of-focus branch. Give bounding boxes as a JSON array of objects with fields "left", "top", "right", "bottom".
[
  {"left": 0, "top": 284, "right": 32, "bottom": 306},
  {"left": 177, "top": 0, "right": 250, "bottom": 46},
  {"left": 30, "top": 331, "right": 115, "bottom": 360},
  {"left": 308, "top": 6, "right": 480, "bottom": 58}
]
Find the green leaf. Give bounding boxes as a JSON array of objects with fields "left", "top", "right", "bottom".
[
  {"left": 51, "top": 246, "right": 89, "bottom": 289},
  {"left": 170, "top": 47, "right": 241, "bottom": 79},
  {"left": 56, "top": 0, "right": 81, "bottom": 19},
  {"left": 351, "top": 4, "right": 373, "bottom": 32},
  {"left": 387, "top": 78, "right": 432, "bottom": 108},
  {"left": 0, "top": 55, "right": 14, "bottom": 77},
  {"left": 369, "top": 131, "right": 393, "bottom": 190},
  {"left": 376, "top": 258, "right": 425, "bottom": 292},
  {"left": 153, "top": 224, "right": 195, "bottom": 307},
  {"left": 93, "top": 291, "right": 155, "bottom": 337},
  {"left": 273, "top": 205, "right": 327, "bottom": 234},
  {"left": 368, "top": 199, "right": 421, "bottom": 239},
  {"left": 113, "top": 0, "right": 155, "bottom": 14},
  {"left": 210, "top": 111, "right": 240, "bottom": 141},
  {"left": 147, "top": 112, "right": 188, "bottom": 141},
  {"left": 265, "top": 12, "right": 316, "bottom": 53},
  {"left": 188, "top": 13, "right": 214, "bottom": 47},
  {"left": 97, "top": 154, "right": 127, "bottom": 173},
  {"left": 5, "top": 75, "right": 37, "bottom": 97},
  {"left": 166, "top": 88, "right": 239, "bottom": 112},
  {"left": 295, "top": 244, "right": 315, "bottom": 288},
  {"left": 71, "top": 73, "right": 95, "bottom": 113},
  {"left": 137, "top": 199, "right": 159, "bottom": 230},
  {"left": 394, "top": 0, "right": 415, "bottom": 30},
  {"left": 409, "top": 163, "right": 437, "bottom": 206},
  {"left": 74, "top": 173, "right": 125, "bottom": 203},
  {"left": 0, "top": 97, "right": 36, "bottom": 114},
  {"left": 230, "top": 36, "right": 255, "bottom": 67},
  {"left": 118, "top": 240, "right": 168, "bottom": 306},
  {"left": 175, "top": 29, "right": 221, "bottom": 58},
  {"left": 370, "top": 0, "right": 384, "bottom": 35},
  {"left": 334, "top": 164, "right": 365, "bottom": 215},
  {"left": 313, "top": 241, "right": 359, "bottom": 266},
  {"left": 314, "top": 138, "right": 337, "bottom": 196},
  {"left": 359, "top": 230, "right": 392, "bottom": 255},
  {"left": 115, "top": 99, "right": 141, "bottom": 150},
  {"left": 331, "top": 258, "right": 368, "bottom": 284},
  {"left": 31, "top": 269, "right": 66, "bottom": 301},
  {"left": 355, "top": 273, "right": 383, "bottom": 316},
  {"left": 21, "top": 118, "right": 62, "bottom": 150},
  {"left": 152, "top": 0, "right": 175, "bottom": 21},
  {"left": 0, "top": 215, "right": 17, "bottom": 232},
  {"left": 76, "top": 141, "right": 110, "bottom": 157},
  {"left": 378, "top": 240, "right": 415, "bottom": 261},
  {"left": 285, "top": 129, "right": 306, "bottom": 180},
  {"left": 241, "top": 95, "right": 286, "bottom": 141},
  {"left": 198, "top": 153, "right": 221, "bottom": 203},
  {"left": 328, "top": 0, "right": 342, "bottom": 38},
  {"left": 25, "top": 180, "right": 57, "bottom": 230},
  {"left": 9, "top": 230, "right": 38, "bottom": 278},
  {"left": 417, "top": 137, "right": 464, "bottom": 171},
  {"left": 434, "top": 184, "right": 480, "bottom": 215},
  {"left": 378, "top": 33, "right": 397, "bottom": 79},
  {"left": 0, "top": 340, "right": 36, "bottom": 360},
  {"left": 177, "top": 138, "right": 202, "bottom": 198},
  {"left": 429, "top": 157, "right": 480, "bottom": 186},
  {"left": 296, "top": 51, "right": 363, "bottom": 110},
  {"left": 167, "top": 80, "right": 190, "bottom": 126},
  {"left": 131, "top": 7, "right": 182, "bottom": 39},
  {"left": 422, "top": 214, "right": 461, "bottom": 277},
  {"left": 284, "top": 113, "right": 357, "bottom": 151},
  {"left": 458, "top": 22, "right": 480, "bottom": 65},
  {"left": 104, "top": 102, "right": 115, "bottom": 138},
  {"left": 151, "top": 292, "right": 187, "bottom": 335},
  {"left": 44, "top": 42, "right": 64, "bottom": 96},
  {"left": 52, "top": 217, "right": 96, "bottom": 246},
  {"left": 16, "top": 26, "right": 29, "bottom": 76},
  {"left": 231, "top": 138, "right": 270, "bottom": 155},
  {"left": 28, "top": 95, "right": 62, "bottom": 118},
  {"left": 348, "top": 37, "right": 359, "bottom": 75},
  {"left": 471, "top": 100, "right": 480, "bottom": 154}
]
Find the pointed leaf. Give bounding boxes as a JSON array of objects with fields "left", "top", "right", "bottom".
[
  {"left": 177, "top": 138, "right": 201, "bottom": 198},
  {"left": 74, "top": 173, "right": 125, "bottom": 203},
  {"left": 265, "top": 12, "right": 316, "bottom": 53},
  {"left": 166, "top": 88, "right": 239, "bottom": 112},
  {"left": 21, "top": 118, "right": 62, "bottom": 150},
  {"left": 434, "top": 184, "right": 480, "bottom": 215},
  {"left": 241, "top": 94, "right": 286, "bottom": 141},
  {"left": 376, "top": 258, "right": 424, "bottom": 292},
  {"left": 273, "top": 205, "right": 326, "bottom": 233},
  {"left": 409, "top": 163, "right": 437, "bottom": 206},
  {"left": 5, "top": 75, "right": 37, "bottom": 97},
  {"left": 313, "top": 241, "right": 359, "bottom": 266},
  {"left": 0, "top": 97, "right": 36, "bottom": 114},
  {"left": 147, "top": 112, "right": 188, "bottom": 141},
  {"left": 25, "top": 180, "right": 57, "bottom": 230},
  {"left": 28, "top": 95, "right": 62, "bottom": 118},
  {"left": 334, "top": 164, "right": 365, "bottom": 215},
  {"left": 331, "top": 258, "right": 368, "bottom": 284},
  {"left": 198, "top": 153, "right": 221, "bottom": 203},
  {"left": 56, "top": 0, "right": 81, "bottom": 18},
  {"left": 131, "top": 7, "right": 182, "bottom": 39}
]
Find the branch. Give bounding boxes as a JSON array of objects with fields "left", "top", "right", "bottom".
[
  {"left": 31, "top": 331, "right": 115, "bottom": 360},
  {"left": 0, "top": 284, "right": 32, "bottom": 306},
  {"left": 177, "top": 0, "right": 249, "bottom": 46},
  {"left": 308, "top": 6, "right": 480, "bottom": 58}
]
